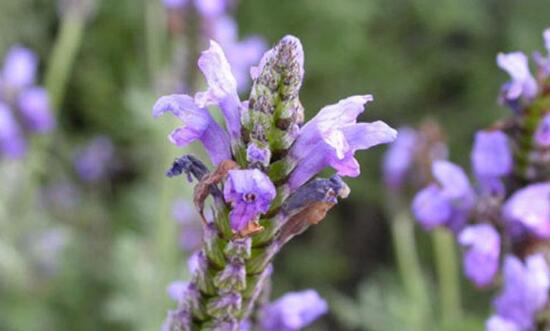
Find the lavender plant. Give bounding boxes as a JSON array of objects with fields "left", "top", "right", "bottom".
[
  {"left": 154, "top": 35, "right": 397, "bottom": 330},
  {"left": 410, "top": 29, "right": 550, "bottom": 331}
]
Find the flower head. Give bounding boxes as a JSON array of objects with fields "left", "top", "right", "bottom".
[
  {"left": 223, "top": 169, "right": 276, "bottom": 231},
  {"left": 18, "top": 87, "right": 54, "bottom": 133},
  {"left": 1, "top": 45, "right": 37, "bottom": 90},
  {"left": 261, "top": 289, "right": 328, "bottom": 331},
  {"left": 491, "top": 254, "right": 550, "bottom": 330},
  {"left": 497, "top": 52, "right": 537, "bottom": 101},
  {"left": 288, "top": 95, "right": 397, "bottom": 190},
  {"left": 502, "top": 182, "right": 550, "bottom": 239},
  {"left": 471, "top": 130, "right": 512, "bottom": 195},
  {"left": 383, "top": 127, "right": 418, "bottom": 189},
  {"left": 458, "top": 224, "right": 500, "bottom": 287}
]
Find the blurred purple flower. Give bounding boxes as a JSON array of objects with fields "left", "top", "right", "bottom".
[
  {"left": 502, "top": 182, "right": 550, "bottom": 239},
  {"left": 167, "top": 280, "right": 189, "bottom": 302},
  {"left": 497, "top": 52, "right": 537, "bottom": 101},
  {"left": 195, "top": 0, "right": 227, "bottom": 18},
  {"left": 223, "top": 169, "right": 276, "bottom": 231},
  {"left": 471, "top": 130, "right": 512, "bottom": 195},
  {"left": 261, "top": 289, "right": 328, "bottom": 331},
  {"left": 534, "top": 28, "right": 550, "bottom": 76},
  {"left": 0, "top": 102, "right": 26, "bottom": 158},
  {"left": 288, "top": 95, "right": 397, "bottom": 190},
  {"left": 18, "top": 87, "right": 54, "bottom": 133},
  {"left": 172, "top": 199, "right": 202, "bottom": 252},
  {"left": 1, "top": 45, "right": 37, "bottom": 89},
  {"left": 153, "top": 94, "right": 231, "bottom": 165},
  {"left": 486, "top": 315, "right": 521, "bottom": 331},
  {"left": 163, "top": 0, "right": 188, "bottom": 9},
  {"left": 491, "top": 254, "right": 550, "bottom": 330},
  {"left": 458, "top": 224, "right": 500, "bottom": 287},
  {"left": 382, "top": 127, "right": 418, "bottom": 189},
  {"left": 74, "top": 136, "right": 114, "bottom": 182},
  {"left": 534, "top": 114, "right": 550, "bottom": 148},
  {"left": 412, "top": 160, "right": 475, "bottom": 232},
  {"left": 31, "top": 228, "right": 69, "bottom": 276}
]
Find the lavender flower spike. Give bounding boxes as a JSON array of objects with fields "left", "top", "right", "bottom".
[
  {"left": 288, "top": 95, "right": 397, "bottom": 190},
  {"left": 153, "top": 94, "right": 231, "bottom": 165},
  {"left": 497, "top": 52, "right": 537, "bottom": 101},
  {"left": 458, "top": 224, "right": 500, "bottom": 287},
  {"left": 195, "top": 41, "right": 242, "bottom": 143},
  {"left": 261, "top": 290, "right": 328, "bottom": 331},
  {"left": 223, "top": 169, "right": 276, "bottom": 232},
  {"left": 491, "top": 254, "right": 550, "bottom": 330},
  {"left": 502, "top": 182, "right": 550, "bottom": 239}
]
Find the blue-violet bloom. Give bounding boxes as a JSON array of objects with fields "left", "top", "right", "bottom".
[
  {"left": 458, "top": 224, "right": 500, "bottom": 287},
  {"left": 502, "top": 182, "right": 550, "bottom": 239},
  {"left": 497, "top": 52, "right": 538, "bottom": 101}
]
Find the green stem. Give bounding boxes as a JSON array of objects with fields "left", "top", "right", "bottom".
[
  {"left": 44, "top": 10, "right": 86, "bottom": 111},
  {"left": 432, "top": 228, "right": 462, "bottom": 327}
]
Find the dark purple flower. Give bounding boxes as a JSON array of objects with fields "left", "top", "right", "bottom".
[
  {"left": 261, "top": 289, "right": 328, "bottom": 331},
  {"left": 288, "top": 95, "right": 397, "bottom": 190},
  {"left": 458, "top": 224, "right": 500, "bottom": 287},
  {"left": 497, "top": 52, "right": 537, "bottom": 101},
  {"left": 382, "top": 127, "right": 418, "bottom": 189},
  {"left": 223, "top": 169, "right": 276, "bottom": 231},
  {"left": 18, "top": 87, "right": 54, "bottom": 133},
  {"left": 153, "top": 94, "right": 231, "bottom": 165},
  {"left": 502, "top": 182, "right": 550, "bottom": 239},
  {"left": 534, "top": 114, "right": 550, "bottom": 148},
  {"left": 0, "top": 102, "right": 26, "bottom": 158},
  {"left": 471, "top": 130, "right": 512, "bottom": 195},
  {"left": 412, "top": 160, "right": 475, "bottom": 232},
  {"left": 1, "top": 45, "right": 37, "bottom": 89},
  {"left": 492, "top": 254, "right": 550, "bottom": 330},
  {"left": 195, "top": 41, "right": 242, "bottom": 143},
  {"left": 74, "top": 136, "right": 114, "bottom": 182}
]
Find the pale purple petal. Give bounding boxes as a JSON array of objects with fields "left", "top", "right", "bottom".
[
  {"left": 246, "top": 142, "right": 271, "bottom": 166},
  {"left": 194, "top": 0, "right": 226, "bottom": 18},
  {"left": 545, "top": 28, "right": 550, "bottom": 53},
  {"left": 458, "top": 224, "right": 500, "bottom": 287},
  {"left": 432, "top": 160, "right": 473, "bottom": 200},
  {"left": 502, "top": 182, "right": 550, "bottom": 239},
  {"left": 223, "top": 169, "right": 276, "bottom": 231},
  {"left": 383, "top": 127, "right": 418, "bottom": 189},
  {"left": 195, "top": 41, "right": 241, "bottom": 142},
  {"left": 18, "top": 87, "right": 55, "bottom": 133},
  {"left": 153, "top": 94, "right": 231, "bottom": 164},
  {"left": 2, "top": 46, "right": 37, "bottom": 89},
  {"left": 486, "top": 316, "right": 520, "bottom": 331},
  {"left": 261, "top": 289, "right": 328, "bottom": 331},
  {"left": 411, "top": 184, "right": 452, "bottom": 230},
  {"left": 497, "top": 52, "right": 537, "bottom": 100},
  {"left": 163, "top": 0, "right": 188, "bottom": 9},
  {"left": 0, "top": 102, "right": 26, "bottom": 158},
  {"left": 471, "top": 130, "right": 512, "bottom": 178},
  {"left": 534, "top": 114, "right": 550, "bottom": 148},
  {"left": 167, "top": 280, "right": 189, "bottom": 301}
]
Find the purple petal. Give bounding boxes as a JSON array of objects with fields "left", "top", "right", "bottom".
[
  {"left": 534, "top": 114, "right": 550, "bottom": 148},
  {"left": 497, "top": 52, "right": 537, "bottom": 100},
  {"left": 432, "top": 160, "right": 472, "bottom": 200},
  {"left": 411, "top": 184, "right": 452, "bottom": 230},
  {"left": 342, "top": 121, "right": 398, "bottom": 152},
  {"left": 246, "top": 142, "right": 271, "bottom": 166},
  {"left": 0, "top": 102, "right": 26, "bottom": 158},
  {"left": 18, "top": 87, "right": 55, "bottom": 133},
  {"left": 383, "top": 127, "right": 418, "bottom": 189},
  {"left": 195, "top": 41, "right": 241, "bottom": 142},
  {"left": 2, "top": 46, "right": 37, "bottom": 89},
  {"left": 167, "top": 280, "right": 189, "bottom": 302},
  {"left": 471, "top": 130, "right": 512, "bottom": 178},
  {"left": 194, "top": 0, "right": 226, "bottom": 18},
  {"left": 223, "top": 169, "right": 276, "bottom": 231},
  {"left": 261, "top": 289, "right": 328, "bottom": 331},
  {"left": 486, "top": 316, "right": 521, "bottom": 331},
  {"left": 458, "top": 224, "right": 500, "bottom": 287},
  {"left": 545, "top": 28, "right": 550, "bottom": 53},
  {"left": 153, "top": 94, "right": 231, "bottom": 165},
  {"left": 502, "top": 182, "right": 550, "bottom": 239},
  {"left": 163, "top": 0, "right": 188, "bottom": 9}
]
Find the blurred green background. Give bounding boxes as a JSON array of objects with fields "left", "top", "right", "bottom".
[{"left": 0, "top": 0, "right": 549, "bottom": 330}]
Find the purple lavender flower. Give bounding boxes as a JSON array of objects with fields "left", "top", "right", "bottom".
[
  {"left": 471, "top": 130, "right": 512, "bottom": 195},
  {"left": 163, "top": 0, "right": 188, "bottom": 9},
  {"left": 534, "top": 114, "right": 550, "bottom": 148},
  {"left": 497, "top": 52, "right": 538, "bottom": 101},
  {"left": 195, "top": 0, "right": 227, "bottom": 18},
  {"left": 246, "top": 142, "right": 270, "bottom": 167},
  {"left": 534, "top": 28, "right": 550, "bottom": 76},
  {"left": 167, "top": 280, "right": 189, "bottom": 302},
  {"left": 1, "top": 45, "right": 37, "bottom": 89},
  {"left": 288, "top": 95, "right": 397, "bottom": 190},
  {"left": 223, "top": 169, "right": 276, "bottom": 231},
  {"left": 0, "top": 102, "right": 26, "bottom": 157},
  {"left": 172, "top": 199, "right": 202, "bottom": 252},
  {"left": 486, "top": 316, "right": 521, "bottom": 331},
  {"left": 153, "top": 94, "right": 231, "bottom": 165},
  {"left": 412, "top": 160, "right": 475, "bottom": 232},
  {"left": 18, "top": 87, "right": 54, "bottom": 133},
  {"left": 74, "top": 136, "right": 114, "bottom": 182},
  {"left": 382, "top": 127, "right": 418, "bottom": 189},
  {"left": 458, "top": 224, "right": 500, "bottom": 287},
  {"left": 502, "top": 182, "right": 550, "bottom": 239},
  {"left": 491, "top": 254, "right": 550, "bottom": 330},
  {"left": 261, "top": 289, "right": 328, "bottom": 331}
]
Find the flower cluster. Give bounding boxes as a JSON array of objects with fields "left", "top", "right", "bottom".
[
  {"left": 154, "top": 35, "right": 396, "bottom": 330},
  {"left": 0, "top": 46, "right": 54, "bottom": 158},
  {"left": 407, "top": 29, "right": 550, "bottom": 331},
  {"left": 162, "top": 0, "right": 266, "bottom": 92}
]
